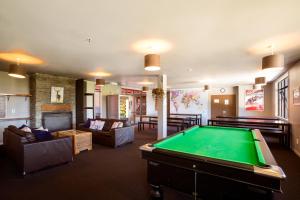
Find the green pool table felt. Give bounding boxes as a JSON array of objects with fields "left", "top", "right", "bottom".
[{"left": 154, "top": 126, "right": 266, "bottom": 167}]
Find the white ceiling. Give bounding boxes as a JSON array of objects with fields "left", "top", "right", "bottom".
[{"left": 1, "top": 0, "right": 300, "bottom": 88}]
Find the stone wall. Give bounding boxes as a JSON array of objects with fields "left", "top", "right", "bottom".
[{"left": 30, "top": 73, "right": 76, "bottom": 128}]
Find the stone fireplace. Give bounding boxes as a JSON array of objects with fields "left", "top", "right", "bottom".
[{"left": 30, "top": 73, "right": 76, "bottom": 128}]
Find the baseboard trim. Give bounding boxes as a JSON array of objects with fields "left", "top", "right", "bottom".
[{"left": 293, "top": 148, "right": 300, "bottom": 157}]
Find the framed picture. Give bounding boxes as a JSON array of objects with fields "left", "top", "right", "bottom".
[
  {"left": 293, "top": 88, "right": 300, "bottom": 105},
  {"left": 51, "top": 87, "right": 64, "bottom": 103},
  {"left": 245, "top": 89, "right": 264, "bottom": 111}
]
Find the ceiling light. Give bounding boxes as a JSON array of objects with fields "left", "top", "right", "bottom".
[
  {"left": 262, "top": 54, "right": 284, "bottom": 71},
  {"left": 132, "top": 39, "right": 172, "bottom": 54},
  {"left": 142, "top": 86, "right": 149, "bottom": 92},
  {"left": 204, "top": 85, "right": 210, "bottom": 91},
  {"left": 8, "top": 64, "right": 26, "bottom": 79},
  {"left": 0, "top": 52, "right": 43, "bottom": 64},
  {"left": 137, "top": 81, "right": 154, "bottom": 85},
  {"left": 89, "top": 71, "right": 112, "bottom": 77},
  {"left": 255, "top": 77, "right": 266, "bottom": 86},
  {"left": 96, "top": 79, "right": 105, "bottom": 86},
  {"left": 144, "top": 54, "right": 160, "bottom": 71}
]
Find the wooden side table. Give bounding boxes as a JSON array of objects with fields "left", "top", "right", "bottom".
[{"left": 56, "top": 130, "right": 92, "bottom": 155}]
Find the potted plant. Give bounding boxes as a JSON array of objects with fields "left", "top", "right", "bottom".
[{"left": 152, "top": 88, "right": 165, "bottom": 100}]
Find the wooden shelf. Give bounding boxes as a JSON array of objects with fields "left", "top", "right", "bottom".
[
  {"left": 0, "top": 117, "right": 31, "bottom": 121},
  {"left": 0, "top": 93, "right": 31, "bottom": 97}
]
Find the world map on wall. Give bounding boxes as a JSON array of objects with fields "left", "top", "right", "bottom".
[{"left": 170, "top": 90, "right": 202, "bottom": 113}]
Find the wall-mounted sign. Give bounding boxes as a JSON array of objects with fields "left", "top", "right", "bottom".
[
  {"left": 293, "top": 88, "right": 300, "bottom": 105},
  {"left": 245, "top": 89, "right": 264, "bottom": 111},
  {"left": 51, "top": 87, "right": 64, "bottom": 103},
  {"left": 121, "top": 88, "right": 143, "bottom": 95}
]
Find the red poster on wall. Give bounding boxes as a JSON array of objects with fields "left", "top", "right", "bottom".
[{"left": 245, "top": 89, "right": 264, "bottom": 111}]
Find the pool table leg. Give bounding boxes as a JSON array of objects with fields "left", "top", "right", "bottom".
[{"left": 150, "top": 184, "right": 163, "bottom": 200}]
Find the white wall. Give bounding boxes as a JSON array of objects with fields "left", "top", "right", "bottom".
[
  {"left": 0, "top": 71, "right": 30, "bottom": 144},
  {"left": 146, "top": 91, "right": 157, "bottom": 116}
]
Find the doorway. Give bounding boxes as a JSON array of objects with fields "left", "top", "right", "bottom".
[{"left": 211, "top": 95, "right": 236, "bottom": 118}]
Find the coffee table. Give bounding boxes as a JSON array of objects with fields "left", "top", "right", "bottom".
[{"left": 56, "top": 130, "right": 92, "bottom": 155}]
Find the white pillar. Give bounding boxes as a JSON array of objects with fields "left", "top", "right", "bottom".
[{"left": 157, "top": 74, "right": 167, "bottom": 140}]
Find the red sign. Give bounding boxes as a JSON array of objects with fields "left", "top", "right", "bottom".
[{"left": 121, "top": 88, "right": 143, "bottom": 95}]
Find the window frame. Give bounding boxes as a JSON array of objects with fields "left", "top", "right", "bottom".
[{"left": 277, "top": 76, "right": 288, "bottom": 119}]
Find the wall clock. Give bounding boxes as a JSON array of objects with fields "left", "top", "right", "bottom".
[{"left": 220, "top": 88, "right": 226, "bottom": 93}]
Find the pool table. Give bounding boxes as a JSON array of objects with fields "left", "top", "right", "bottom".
[{"left": 140, "top": 126, "right": 286, "bottom": 199}]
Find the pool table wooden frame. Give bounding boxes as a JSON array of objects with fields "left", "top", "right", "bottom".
[{"left": 140, "top": 126, "right": 286, "bottom": 199}]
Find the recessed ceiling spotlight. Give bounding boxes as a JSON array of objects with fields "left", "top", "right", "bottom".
[
  {"left": 132, "top": 39, "right": 172, "bottom": 54},
  {"left": 187, "top": 68, "right": 193, "bottom": 72}
]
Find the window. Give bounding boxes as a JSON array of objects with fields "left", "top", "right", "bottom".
[{"left": 277, "top": 77, "right": 288, "bottom": 119}]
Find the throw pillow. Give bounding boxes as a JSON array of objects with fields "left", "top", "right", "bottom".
[
  {"left": 89, "top": 120, "right": 97, "bottom": 130},
  {"left": 21, "top": 126, "right": 32, "bottom": 133},
  {"left": 32, "top": 129, "right": 53, "bottom": 141},
  {"left": 95, "top": 120, "right": 105, "bottom": 130},
  {"left": 117, "top": 122, "right": 124, "bottom": 128},
  {"left": 111, "top": 122, "right": 119, "bottom": 129},
  {"left": 36, "top": 126, "right": 49, "bottom": 132}
]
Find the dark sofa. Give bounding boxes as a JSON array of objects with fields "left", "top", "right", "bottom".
[
  {"left": 78, "top": 118, "right": 134, "bottom": 148},
  {"left": 3, "top": 125, "right": 73, "bottom": 175}
]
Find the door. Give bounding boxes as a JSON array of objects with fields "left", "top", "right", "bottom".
[{"left": 211, "top": 95, "right": 236, "bottom": 118}]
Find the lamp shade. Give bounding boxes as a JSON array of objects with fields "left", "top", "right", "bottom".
[
  {"left": 144, "top": 54, "right": 160, "bottom": 71},
  {"left": 255, "top": 77, "right": 266, "bottom": 85},
  {"left": 204, "top": 85, "right": 210, "bottom": 91},
  {"left": 262, "top": 54, "right": 284, "bottom": 70},
  {"left": 8, "top": 64, "right": 26, "bottom": 78},
  {"left": 142, "top": 86, "right": 149, "bottom": 92},
  {"left": 96, "top": 79, "right": 105, "bottom": 86}
]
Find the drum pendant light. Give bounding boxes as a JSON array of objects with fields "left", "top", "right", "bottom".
[
  {"left": 8, "top": 64, "right": 26, "bottom": 78},
  {"left": 255, "top": 77, "right": 266, "bottom": 86},
  {"left": 204, "top": 85, "right": 210, "bottom": 91},
  {"left": 262, "top": 54, "right": 284, "bottom": 70},
  {"left": 142, "top": 86, "right": 149, "bottom": 92},
  {"left": 96, "top": 79, "right": 105, "bottom": 86},
  {"left": 144, "top": 54, "right": 160, "bottom": 71}
]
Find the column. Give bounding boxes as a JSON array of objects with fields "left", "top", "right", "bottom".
[{"left": 157, "top": 74, "right": 167, "bottom": 140}]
